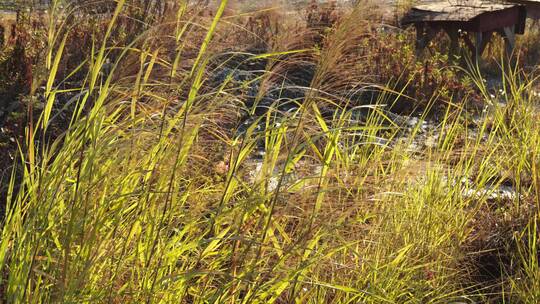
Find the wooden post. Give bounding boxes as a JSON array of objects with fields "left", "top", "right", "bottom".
[
  {"left": 414, "top": 22, "right": 427, "bottom": 57},
  {"left": 414, "top": 23, "right": 439, "bottom": 58},
  {"left": 444, "top": 28, "right": 460, "bottom": 59},
  {"left": 502, "top": 25, "right": 516, "bottom": 58},
  {"left": 475, "top": 32, "right": 483, "bottom": 64}
]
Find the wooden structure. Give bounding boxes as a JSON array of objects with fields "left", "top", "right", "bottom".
[
  {"left": 507, "top": 0, "right": 540, "bottom": 19},
  {"left": 402, "top": 1, "right": 528, "bottom": 61}
]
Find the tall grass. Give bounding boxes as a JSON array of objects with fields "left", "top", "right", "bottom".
[{"left": 0, "top": 0, "right": 538, "bottom": 303}]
